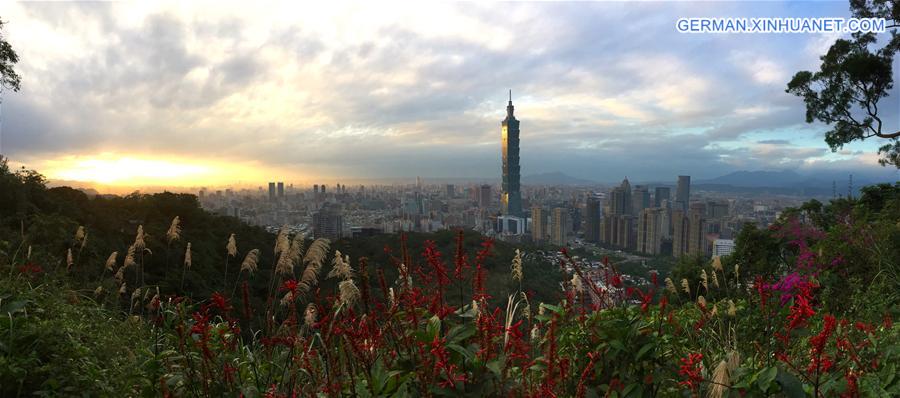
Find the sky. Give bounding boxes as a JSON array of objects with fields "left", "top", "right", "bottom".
[{"left": 0, "top": 0, "right": 898, "bottom": 190}]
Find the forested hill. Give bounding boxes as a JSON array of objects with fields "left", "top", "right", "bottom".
[{"left": 0, "top": 157, "right": 563, "bottom": 308}]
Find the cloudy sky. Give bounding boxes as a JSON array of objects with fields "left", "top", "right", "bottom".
[{"left": 0, "top": 1, "right": 897, "bottom": 188}]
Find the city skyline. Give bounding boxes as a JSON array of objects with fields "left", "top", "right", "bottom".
[{"left": 0, "top": 1, "right": 898, "bottom": 190}]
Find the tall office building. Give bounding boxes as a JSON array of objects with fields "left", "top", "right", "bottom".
[
  {"left": 584, "top": 196, "right": 602, "bottom": 243},
  {"left": 654, "top": 187, "right": 671, "bottom": 208},
  {"left": 672, "top": 209, "right": 687, "bottom": 258},
  {"left": 687, "top": 203, "right": 707, "bottom": 257},
  {"left": 478, "top": 184, "right": 492, "bottom": 208},
  {"left": 633, "top": 185, "right": 650, "bottom": 215},
  {"left": 637, "top": 207, "right": 665, "bottom": 255},
  {"left": 531, "top": 206, "right": 548, "bottom": 243},
  {"left": 551, "top": 207, "right": 568, "bottom": 246},
  {"left": 446, "top": 184, "right": 455, "bottom": 198},
  {"left": 268, "top": 182, "right": 276, "bottom": 202},
  {"left": 313, "top": 203, "right": 344, "bottom": 240},
  {"left": 501, "top": 91, "right": 523, "bottom": 216},
  {"left": 675, "top": 175, "right": 691, "bottom": 212},
  {"left": 276, "top": 182, "right": 284, "bottom": 199}
]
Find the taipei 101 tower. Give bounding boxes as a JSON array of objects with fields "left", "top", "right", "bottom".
[{"left": 501, "top": 90, "right": 522, "bottom": 216}]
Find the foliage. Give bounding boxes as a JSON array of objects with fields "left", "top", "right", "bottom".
[{"left": 786, "top": 1, "right": 900, "bottom": 167}]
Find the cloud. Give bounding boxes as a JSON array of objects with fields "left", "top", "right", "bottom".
[{"left": 0, "top": 0, "right": 888, "bottom": 185}]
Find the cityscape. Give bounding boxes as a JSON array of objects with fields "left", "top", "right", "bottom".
[
  {"left": 0, "top": 1, "right": 898, "bottom": 396},
  {"left": 197, "top": 92, "right": 811, "bottom": 264}
]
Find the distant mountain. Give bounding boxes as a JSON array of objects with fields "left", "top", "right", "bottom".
[
  {"left": 696, "top": 170, "right": 806, "bottom": 187},
  {"left": 523, "top": 172, "right": 597, "bottom": 186}
]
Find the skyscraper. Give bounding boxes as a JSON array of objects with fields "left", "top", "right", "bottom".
[
  {"left": 637, "top": 208, "right": 665, "bottom": 255},
  {"left": 478, "top": 184, "right": 492, "bottom": 208},
  {"left": 277, "top": 182, "right": 284, "bottom": 198},
  {"left": 531, "top": 206, "right": 548, "bottom": 243},
  {"left": 313, "top": 203, "right": 344, "bottom": 240},
  {"left": 654, "top": 186, "right": 671, "bottom": 208},
  {"left": 633, "top": 185, "right": 650, "bottom": 214},
  {"left": 501, "top": 91, "right": 522, "bottom": 216},
  {"left": 268, "top": 182, "right": 276, "bottom": 202},
  {"left": 551, "top": 207, "right": 568, "bottom": 246},
  {"left": 584, "top": 196, "right": 601, "bottom": 243},
  {"left": 675, "top": 175, "right": 691, "bottom": 212}
]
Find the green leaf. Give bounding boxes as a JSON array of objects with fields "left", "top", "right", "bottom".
[
  {"left": 757, "top": 367, "right": 778, "bottom": 391},
  {"left": 776, "top": 367, "right": 806, "bottom": 398},
  {"left": 486, "top": 360, "right": 502, "bottom": 377},
  {"left": 635, "top": 342, "right": 654, "bottom": 360}
]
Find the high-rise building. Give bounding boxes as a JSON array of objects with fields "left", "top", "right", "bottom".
[
  {"left": 633, "top": 185, "right": 650, "bottom": 215},
  {"left": 675, "top": 175, "right": 691, "bottom": 212},
  {"left": 672, "top": 209, "right": 687, "bottom": 258},
  {"left": 314, "top": 184, "right": 319, "bottom": 194},
  {"left": 277, "top": 182, "right": 284, "bottom": 198},
  {"left": 313, "top": 203, "right": 344, "bottom": 240},
  {"left": 637, "top": 207, "right": 665, "bottom": 255},
  {"left": 478, "top": 184, "right": 492, "bottom": 208},
  {"left": 501, "top": 91, "right": 523, "bottom": 216},
  {"left": 706, "top": 201, "right": 729, "bottom": 219},
  {"left": 531, "top": 206, "right": 548, "bottom": 243},
  {"left": 687, "top": 203, "right": 707, "bottom": 257},
  {"left": 551, "top": 207, "right": 568, "bottom": 246},
  {"left": 584, "top": 196, "right": 602, "bottom": 243},
  {"left": 654, "top": 186, "right": 671, "bottom": 208},
  {"left": 446, "top": 184, "right": 455, "bottom": 198},
  {"left": 268, "top": 182, "right": 276, "bottom": 202}
]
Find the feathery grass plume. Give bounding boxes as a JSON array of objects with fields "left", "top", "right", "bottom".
[
  {"left": 665, "top": 277, "right": 677, "bottom": 294},
  {"left": 74, "top": 226, "right": 85, "bottom": 244},
  {"left": 708, "top": 351, "right": 741, "bottom": 398},
  {"left": 131, "top": 287, "right": 142, "bottom": 304},
  {"left": 338, "top": 279, "right": 360, "bottom": 307},
  {"left": 304, "top": 303, "right": 317, "bottom": 327},
  {"left": 530, "top": 324, "right": 540, "bottom": 341},
  {"left": 66, "top": 248, "right": 74, "bottom": 270},
  {"left": 511, "top": 249, "right": 523, "bottom": 283},
  {"left": 133, "top": 225, "right": 146, "bottom": 251},
  {"left": 26, "top": 245, "right": 31, "bottom": 260},
  {"left": 165, "top": 216, "right": 181, "bottom": 244},
  {"left": 570, "top": 274, "right": 583, "bottom": 297},
  {"left": 538, "top": 303, "right": 546, "bottom": 316},
  {"left": 327, "top": 250, "right": 354, "bottom": 280},
  {"left": 681, "top": 278, "right": 691, "bottom": 295},
  {"left": 276, "top": 234, "right": 304, "bottom": 277},
  {"left": 727, "top": 300, "right": 737, "bottom": 317},
  {"left": 710, "top": 303, "right": 718, "bottom": 317},
  {"left": 114, "top": 266, "right": 125, "bottom": 283},
  {"left": 105, "top": 252, "right": 118, "bottom": 272},
  {"left": 697, "top": 295, "right": 707, "bottom": 308},
  {"left": 240, "top": 249, "right": 260, "bottom": 274},
  {"left": 733, "top": 264, "right": 740, "bottom": 280},
  {"left": 711, "top": 269, "right": 720, "bottom": 288},
  {"left": 519, "top": 291, "right": 531, "bottom": 320},
  {"left": 118, "top": 282, "right": 126, "bottom": 295},
  {"left": 124, "top": 245, "right": 137, "bottom": 269},
  {"left": 226, "top": 233, "right": 237, "bottom": 257},
  {"left": 184, "top": 243, "right": 192, "bottom": 268},
  {"left": 388, "top": 288, "right": 396, "bottom": 308},
  {"left": 712, "top": 255, "right": 723, "bottom": 272},
  {"left": 701, "top": 270, "right": 709, "bottom": 291},
  {"left": 274, "top": 226, "right": 289, "bottom": 257},
  {"left": 94, "top": 285, "right": 104, "bottom": 298},
  {"left": 298, "top": 238, "right": 330, "bottom": 294},
  {"left": 280, "top": 291, "right": 294, "bottom": 307},
  {"left": 472, "top": 300, "right": 481, "bottom": 319}
]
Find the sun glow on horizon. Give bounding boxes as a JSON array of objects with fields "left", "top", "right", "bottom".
[{"left": 39, "top": 154, "right": 294, "bottom": 188}]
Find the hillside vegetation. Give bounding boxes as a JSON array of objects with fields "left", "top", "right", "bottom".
[{"left": 1, "top": 158, "right": 899, "bottom": 397}]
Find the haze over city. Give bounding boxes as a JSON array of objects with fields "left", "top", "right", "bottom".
[{"left": 0, "top": 1, "right": 897, "bottom": 192}]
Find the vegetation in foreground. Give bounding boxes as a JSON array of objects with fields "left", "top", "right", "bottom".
[{"left": 1, "top": 162, "right": 900, "bottom": 397}]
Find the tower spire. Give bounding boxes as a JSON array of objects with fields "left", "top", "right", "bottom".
[{"left": 509, "top": 89, "right": 512, "bottom": 103}]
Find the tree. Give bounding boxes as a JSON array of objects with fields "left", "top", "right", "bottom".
[
  {"left": 0, "top": 18, "right": 20, "bottom": 93},
  {"left": 786, "top": 1, "right": 900, "bottom": 167}
]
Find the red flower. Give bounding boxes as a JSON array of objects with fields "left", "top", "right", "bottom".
[
  {"left": 678, "top": 353, "right": 704, "bottom": 391},
  {"left": 279, "top": 279, "right": 298, "bottom": 294}
]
